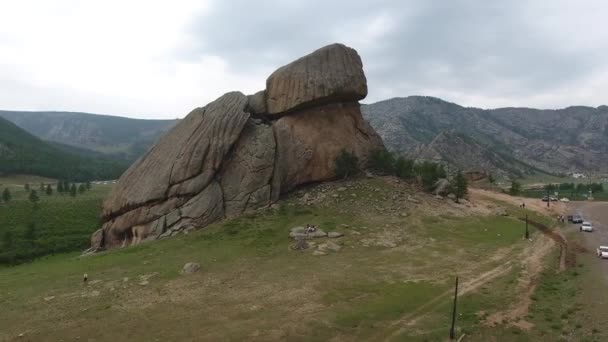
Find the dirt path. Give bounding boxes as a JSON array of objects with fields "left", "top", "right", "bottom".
[
  {"left": 381, "top": 191, "right": 568, "bottom": 341},
  {"left": 484, "top": 233, "right": 556, "bottom": 330},
  {"left": 382, "top": 255, "right": 517, "bottom": 341}
]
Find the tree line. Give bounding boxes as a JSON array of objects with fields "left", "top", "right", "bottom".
[
  {"left": 0, "top": 180, "right": 96, "bottom": 264},
  {"left": 334, "top": 148, "right": 468, "bottom": 200}
]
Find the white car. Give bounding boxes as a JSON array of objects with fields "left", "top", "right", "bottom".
[
  {"left": 597, "top": 246, "right": 608, "bottom": 258},
  {"left": 580, "top": 221, "right": 593, "bottom": 232}
]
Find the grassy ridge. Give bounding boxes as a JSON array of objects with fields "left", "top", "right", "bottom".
[{"left": 0, "top": 178, "right": 560, "bottom": 341}]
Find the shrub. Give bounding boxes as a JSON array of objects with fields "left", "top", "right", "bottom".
[
  {"left": 334, "top": 149, "right": 360, "bottom": 179},
  {"left": 509, "top": 180, "right": 521, "bottom": 195},
  {"left": 414, "top": 161, "right": 446, "bottom": 191},
  {"left": 394, "top": 157, "right": 414, "bottom": 179},
  {"left": 368, "top": 149, "right": 395, "bottom": 175}
]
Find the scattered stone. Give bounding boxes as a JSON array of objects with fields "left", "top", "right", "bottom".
[
  {"left": 123, "top": 277, "right": 129, "bottom": 283},
  {"left": 435, "top": 195, "right": 443, "bottom": 200},
  {"left": 182, "top": 262, "right": 201, "bottom": 274},
  {"left": 312, "top": 251, "right": 326, "bottom": 256},
  {"left": 494, "top": 207, "right": 508, "bottom": 216},
  {"left": 289, "top": 227, "right": 327, "bottom": 239},
  {"left": 270, "top": 203, "right": 281, "bottom": 211},
  {"left": 337, "top": 187, "right": 347, "bottom": 192},
  {"left": 447, "top": 194, "right": 456, "bottom": 200},
  {"left": 309, "top": 230, "right": 327, "bottom": 238},
  {"left": 328, "top": 232, "right": 344, "bottom": 238},
  {"left": 332, "top": 194, "right": 339, "bottom": 198},
  {"left": 291, "top": 239, "right": 309, "bottom": 251},
  {"left": 44, "top": 296, "right": 55, "bottom": 301},
  {"left": 318, "top": 241, "right": 342, "bottom": 252},
  {"left": 407, "top": 196, "right": 421, "bottom": 204},
  {"left": 139, "top": 280, "right": 149, "bottom": 286},
  {"left": 433, "top": 178, "right": 450, "bottom": 196}
]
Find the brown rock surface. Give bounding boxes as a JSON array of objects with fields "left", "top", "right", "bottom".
[
  {"left": 272, "top": 102, "right": 383, "bottom": 193},
  {"left": 265, "top": 43, "right": 367, "bottom": 115}
]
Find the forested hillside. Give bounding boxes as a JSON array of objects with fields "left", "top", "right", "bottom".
[
  {"left": 0, "top": 117, "right": 127, "bottom": 181},
  {"left": 0, "top": 110, "right": 177, "bottom": 161}
]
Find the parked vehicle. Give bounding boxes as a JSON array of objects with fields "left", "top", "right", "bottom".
[
  {"left": 580, "top": 221, "right": 593, "bottom": 232},
  {"left": 567, "top": 215, "right": 573, "bottom": 222},
  {"left": 550, "top": 196, "right": 558, "bottom": 201},
  {"left": 597, "top": 246, "right": 608, "bottom": 258},
  {"left": 572, "top": 215, "right": 584, "bottom": 224}
]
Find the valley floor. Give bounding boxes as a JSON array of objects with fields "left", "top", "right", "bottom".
[{"left": 0, "top": 177, "right": 597, "bottom": 341}]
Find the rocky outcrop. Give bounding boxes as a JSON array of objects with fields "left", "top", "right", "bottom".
[
  {"left": 266, "top": 43, "right": 367, "bottom": 115},
  {"left": 93, "top": 43, "right": 383, "bottom": 250}
]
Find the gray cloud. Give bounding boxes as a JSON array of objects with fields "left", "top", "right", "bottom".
[{"left": 183, "top": 0, "right": 607, "bottom": 108}]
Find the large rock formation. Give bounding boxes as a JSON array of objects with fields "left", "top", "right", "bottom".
[{"left": 91, "top": 43, "right": 384, "bottom": 250}]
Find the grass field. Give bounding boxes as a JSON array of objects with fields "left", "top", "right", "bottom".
[
  {"left": 0, "top": 176, "right": 113, "bottom": 264},
  {"left": 0, "top": 177, "right": 569, "bottom": 341}
]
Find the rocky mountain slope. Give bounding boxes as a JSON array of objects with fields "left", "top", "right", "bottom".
[
  {"left": 91, "top": 43, "right": 384, "bottom": 251},
  {"left": 0, "top": 116, "right": 127, "bottom": 181},
  {"left": 362, "top": 96, "right": 608, "bottom": 176},
  {"left": 0, "top": 110, "right": 177, "bottom": 161}
]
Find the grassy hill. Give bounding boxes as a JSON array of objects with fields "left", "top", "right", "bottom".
[
  {"left": 0, "top": 181, "right": 113, "bottom": 264},
  {"left": 1, "top": 177, "right": 596, "bottom": 341},
  {"left": 0, "top": 116, "right": 128, "bottom": 181},
  {"left": 0, "top": 110, "right": 177, "bottom": 162}
]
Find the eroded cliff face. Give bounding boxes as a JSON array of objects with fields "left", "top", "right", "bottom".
[{"left": 90, "top": 43, "right": 384, "bottom": 251}]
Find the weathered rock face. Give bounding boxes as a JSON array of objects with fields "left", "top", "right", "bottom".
[
  {"left": 94, "top": 43, "right": 384, "bottom": 250},
  {"left": 272, "top": 102, "right": 383, "bottom": 193},
  {"left": 266, "top": 43, "right": 367, "bottom": 115}
]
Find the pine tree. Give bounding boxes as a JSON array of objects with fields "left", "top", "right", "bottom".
[
  {"left": 2, "top": 231, "right": 13, "bottom": 250},
  {"left": 78, "top": 184, "right": 86, "bottom": 194},
  {"left": 39, "top": 183, "right": 45, "bottom": 192},
  {"left": 57, "top": 181, "right": 64, "bottom": 193},
  {"left": 70, "top": 184, "right": 77, "bottom": 197},
  {"left": 24, "top": 221, "right": 37, "bottom": 245},
  {"left": 452, "top": 171, "right": 468, "bottom": 201},
  {"left": 509, "top": 181, "right": 521, "bottom": 196},
  {"left": 488, "top": 173, "right": 495, "bottom": 184},
  {"left": 2, "top": 188, "right": 10, "bottom": 202},
  {"left": 46, "top": 184, "right": 53, "bottom": 196},
  {"left": 29, "top": 190, "right": 40, "bottom": 204},
  {"left": 24, "top": 183, "right": 30, "bottom": 192}
]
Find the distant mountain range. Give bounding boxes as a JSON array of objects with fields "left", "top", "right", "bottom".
[
  {"left": 362, "top": 96, "right": 608, "bottom": 178},
  {"left": 3, "top": 96, "right": 607, "bottom": 181},
  {"left": 0, "top": 111, "right": 177, "bottom": 162},
  {"left": 0, "top": 116, "right": 128, "bottom": 181}
]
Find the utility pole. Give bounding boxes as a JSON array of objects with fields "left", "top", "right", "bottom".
[{"left": 450, "top": 276, "right": 459, "bottom": 340}]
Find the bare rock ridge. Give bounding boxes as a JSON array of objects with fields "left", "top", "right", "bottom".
[{"left": 90, "top": 43, "right": 383, "bottom": 251}]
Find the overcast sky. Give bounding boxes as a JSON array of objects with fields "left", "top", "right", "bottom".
[{"left": 1, "top": 0, "right": 607, "bottom": 119}]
